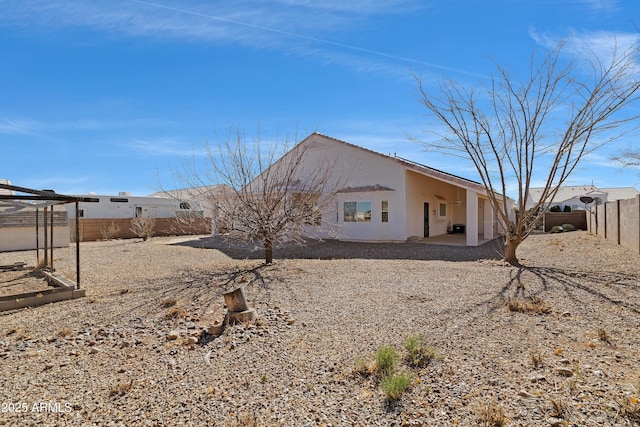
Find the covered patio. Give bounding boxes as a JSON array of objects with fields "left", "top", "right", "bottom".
[{"left": 413, "top": 233, "right": 499, "bottom": 247}]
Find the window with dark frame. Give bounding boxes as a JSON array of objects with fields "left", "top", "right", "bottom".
[
  {"left": 343, "top": 201, "right": 371, "bottom": 222},
  {"left": 439, "top": 202, "right": 447, "bottom": 217}
]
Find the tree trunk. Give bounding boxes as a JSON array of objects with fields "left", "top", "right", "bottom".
[
  {"left": 504, "top": 236, "right": 522, "bottom": 266},
  {"left": 264, "top": 240, "right": 273, "bottom": 265}
]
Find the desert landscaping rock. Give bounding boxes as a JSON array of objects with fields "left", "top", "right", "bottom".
[{"left": 0, "top": 231, "right": 639, "bottom": 425}]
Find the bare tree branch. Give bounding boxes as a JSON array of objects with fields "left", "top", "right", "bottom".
[
  {"left": 179, "top": 130, "right": 346, "bottom": 264},
  {"left": 415, "top": 40, "right": 640, "bottom": 265}
]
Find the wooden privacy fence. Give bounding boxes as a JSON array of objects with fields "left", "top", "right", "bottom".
[
  {"left": 587, "top": 194, "right": 640, "bottom": 253},
  {"left": 543, "top": 211, "right": 587, "bottom": 232},
  {"left": 70, "top": 217, "right": 212, "bottom": 242}
]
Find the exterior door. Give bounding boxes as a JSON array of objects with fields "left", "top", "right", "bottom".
[{"left": 423, "top": 203, "right": 429, "bottom": 237}]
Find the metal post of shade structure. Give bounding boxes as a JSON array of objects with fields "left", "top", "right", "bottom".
[
  {"left": 49, "top": 206, "right": 54, "bottom": 271},
  {"left": 43, "top": 206, "right": 49, "bottom": 267},
  {"left": 75, "top": 201, "right": 80, "bottom": 289},
  {"left": 36, "top": 208, "right": 40, "bottom": 267}
]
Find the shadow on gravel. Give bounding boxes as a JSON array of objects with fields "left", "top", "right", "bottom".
[
  {"left": 121, "top": 263, "right": 281, "bottom": 318},
  {"left": 436, "top": 263, "right": 640, "bottom": 335},
  {"left": 171, "top": 236, "right": 505, "bottom": 262},
  {"left": 501, "top": 266, "right": 640, "bottom": 316}
]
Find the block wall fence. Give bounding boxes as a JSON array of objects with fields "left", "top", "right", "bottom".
[
  {"left": 70, "top": 217, "right": 212, "bottom": 242},
  {"left": 587, "top": 194, "right": 640, "bottom": 254}
]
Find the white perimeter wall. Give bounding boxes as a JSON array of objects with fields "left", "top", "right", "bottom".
[{"left": 0, "top": 227, "right": 70, "bottom": 252}]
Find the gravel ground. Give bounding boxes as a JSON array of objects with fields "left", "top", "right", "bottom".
[{"left": 0, "top": 231, "right": 639, "bottom": 426}]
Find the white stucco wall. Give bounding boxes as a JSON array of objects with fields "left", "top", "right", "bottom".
[
  {"left": 332, "top": 190, "right": 406, "bottom": 241},
  {"left": 292, "top": 134, "right": 502, "bottom": 244},
  {"left": 297, "top": 135, "right": 407, "bottom": 241}
]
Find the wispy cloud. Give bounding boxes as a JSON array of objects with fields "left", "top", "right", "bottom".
[
  {"left": 0, "top": 0, "right": 416, "bottom": 47},
  {"left": 126, "top": 138, "right": 208, "bottom": 157},
  {"left": 574, "top": 0, "right": 620, "bottom": 13},
  {"left": 530, "top": 27, "right": 640, "bottom": 63},
  {"left": 0, "top": 118, "right": 39, "bottom": 136},
  {"left": 0, "top": 0, "right": 477, "bottom": 77},
  {"left": 0, "top": 116, "right": 170, "bottom": 138}
]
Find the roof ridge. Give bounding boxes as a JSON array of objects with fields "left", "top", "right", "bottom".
[{"left": 309, "top": 132, "right": 483, "bottom": 187}]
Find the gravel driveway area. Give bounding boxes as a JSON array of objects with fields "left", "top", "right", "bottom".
[{"left": 0, "top": 231, "right": 639, "bottom": 426}]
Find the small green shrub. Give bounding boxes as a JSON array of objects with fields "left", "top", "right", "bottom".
[
  {"left": 550, "top": 223, "right": 577, "bottom": 233},
  {"left": 375, "top": 346, "right": 397, "bottom": 377},
  {"left": 549, "top": 205, "right": 562, "bottom": 212},
  {"left": 563, "top": 205, "right": 572, "bottom": 212},
  {"left": 550, "top": 225, "right": 563, "bottom": 233},
  {"left": 380, "top": 372, "right": 412, "bottom": 401},
  {"left": 404, "top": 334, "right": 438, "bottom": 367}
]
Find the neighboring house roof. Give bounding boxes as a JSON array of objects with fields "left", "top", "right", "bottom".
[
  {"left": 527, "top": 185, "right": 639, "bottom": 207},
  {"left": 148, "top": 184, "right": 233, "bottom": 200},
  {"left": 600, "top": 186, "right": 640, "bottom": 201},
  {"left": 305, "top": 133, "right": 496, "bottom": 198},
  {"left": 0, "top": 179, "right": 12, "bottom": 196}
]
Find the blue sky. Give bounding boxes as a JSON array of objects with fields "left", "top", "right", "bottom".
[{"left": 1, "top": 0, "right": 639, "bottom": 197}]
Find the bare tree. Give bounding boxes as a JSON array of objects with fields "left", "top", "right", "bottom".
[
  {"left": 612, "top": 147, "right": 640, "bottom": 167},
  {"left": 416, "top": 41, "right": 640, "bottom": 265},
  {"left": 185, "top": 130, "right": 344, "bottom": 264},
  {"left": 130, "top": 215, "right": 156, "bottom": 241}
]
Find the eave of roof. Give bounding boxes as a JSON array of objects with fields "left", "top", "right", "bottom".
[{"left": 308, "top": 132, "right": 492, "bottom": 196}]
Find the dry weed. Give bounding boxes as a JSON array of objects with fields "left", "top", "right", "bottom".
[
  {"left": 616, "top": 395, "right": 640, "bottom": 424},
  {"left": 109, "top": 379, "right": 135, "bottom": 397},
  {"left": 596, "top": 328, "right": 612, "bottom": 344},
  {"left": 476, "top": 400, "right": 509, "bottom": 426},
  {"left": 57, "top": 327, "right": 73, "bottom": 338},
  {"left": 352, "top": 357, "right": 375, "bottom": 378},
  {"left": 505, "top": 296, "right": 550, "bottom": 314},
  {"left": 530, "top": 352, "right": 544, "bottom": 368},
  {"left": 166, "top": 306, "right": 188, "bottom": 320},
  {"left": 550, "top": 397, "right": 570, "bottom": 419},
  {"left": 100, "top": 222, "right": 120, "bottom": 240}
]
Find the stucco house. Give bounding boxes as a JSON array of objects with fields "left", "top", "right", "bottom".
[
  {"left": 263, "top": 133, "right": 513, "bottom": 246},
  {"left": 524, "top": 185, "right": 639, "bottom": 211}
]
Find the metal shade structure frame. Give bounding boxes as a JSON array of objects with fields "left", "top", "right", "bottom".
[{"left": 0, "top": 182, "right": 96, "bottom": 289}]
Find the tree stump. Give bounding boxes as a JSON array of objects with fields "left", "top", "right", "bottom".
[
  {"left": 223, "top": 287, "right": 257, "bottom": 324},
  {"left": 223, "top": 287, "right": 249, "bottom": 312}
]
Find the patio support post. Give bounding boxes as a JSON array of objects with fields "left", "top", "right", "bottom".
[
  {"left": 466, "top": 190, "right": 478, "bottom": 246},
  {"left": 483, "top": 199, "right": 494, "bottom": 240}
]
